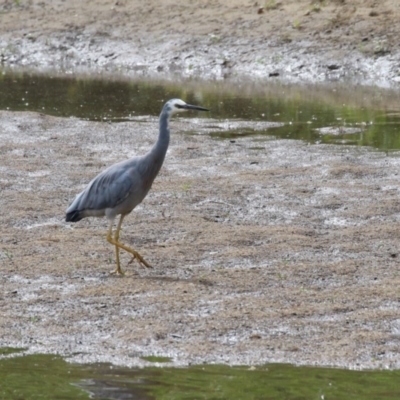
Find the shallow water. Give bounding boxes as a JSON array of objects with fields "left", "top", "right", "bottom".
[
  {"left": 1, "top": 350, "right": 400, "bottom": 400},
  {"left": 1, "top": 70, "right": 400, "bottom": 151}
]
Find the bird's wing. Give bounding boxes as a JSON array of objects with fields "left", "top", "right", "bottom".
[{"left": 70, "top": 159, "right": 142, "bottom": 212}]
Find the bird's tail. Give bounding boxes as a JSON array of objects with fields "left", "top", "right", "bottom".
[{"left": 65, "top": 209, "right": 83, "bottom": 222}]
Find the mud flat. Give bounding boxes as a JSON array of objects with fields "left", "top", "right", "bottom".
[
  {"left": 1, "top": 0, "right": 400, "bottom": 369},
  {"left": 1, "top": 109, "right": 400, "bottom": 368}
]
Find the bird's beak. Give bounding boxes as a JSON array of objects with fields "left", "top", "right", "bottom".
[{"left": 183, "top": 103, "right": 210, "bottom": 112}]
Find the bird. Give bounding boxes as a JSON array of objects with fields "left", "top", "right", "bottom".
[{"left": 66, "top": 98, "right": 209, "bottom": 275}]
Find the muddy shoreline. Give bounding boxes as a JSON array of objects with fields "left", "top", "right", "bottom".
[
  {"left": 1, "top": 1, "right": 400, "bottom": 370},
  {"left": 1, "top": 1, "right": 400, "bottom": 86}
]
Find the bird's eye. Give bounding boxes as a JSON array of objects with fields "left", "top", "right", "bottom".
[{"left": 175, "top": 104, "right": 184, "bottom": 109}]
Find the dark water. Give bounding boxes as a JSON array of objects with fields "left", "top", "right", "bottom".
[
  {"left": 1, "top": 70, "right": 400, "bottom": 151},
  {"left": 1, "top": 350, "right": 400, "bottom": 400}
]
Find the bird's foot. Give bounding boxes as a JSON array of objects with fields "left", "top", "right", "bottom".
[
  {"left": 110, "top": 267, "right": 125, "bottom": 276},
  {"left": 127, "top": 252, "right": 152, "bottom": 269}
]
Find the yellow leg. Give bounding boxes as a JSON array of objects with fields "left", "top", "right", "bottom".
[
  {"left": 107, "top": 216, "right": 152, "bottom": 275},
  {"left": 114, "top": 215, "right": 123, "bottom": 275}
]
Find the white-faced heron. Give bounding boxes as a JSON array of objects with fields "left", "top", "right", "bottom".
[{"left": 66, "top": 98, "right": 209, "bottom": 275}]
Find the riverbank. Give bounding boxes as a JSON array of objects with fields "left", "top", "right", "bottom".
[{"left": 1, "top": 1, "right": 400, "bottom": 86}]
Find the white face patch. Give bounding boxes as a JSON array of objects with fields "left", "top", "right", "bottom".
[{"left": 168, "top": 99, "right": 188, "bottom": 115}]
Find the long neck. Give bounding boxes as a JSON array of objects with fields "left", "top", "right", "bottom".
[{"left": 145, "top": 110, "right": 170, "bottom": 178}]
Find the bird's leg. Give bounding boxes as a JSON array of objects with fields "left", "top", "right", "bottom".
[
  {"left": 106, "top": 217, "right": 152, "bottom": 273},
  {"left": 108, "top": 218, "right": 124, "bottom": 275},
  {"left": 114, "top": 216, "right": 124, "bottom": 275}
]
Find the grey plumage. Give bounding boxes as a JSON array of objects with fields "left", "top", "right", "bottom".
[{"left": 66, "top": 98, "right": 209, "bottom": 275}]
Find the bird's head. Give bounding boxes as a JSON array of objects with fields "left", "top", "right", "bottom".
[{"left": 165, "top": 98, "right": 209, "bottom": 116}]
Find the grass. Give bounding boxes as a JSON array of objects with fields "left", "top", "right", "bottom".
[
  {"left": 292, "top": 19, "right": 302, "bottom": 29},
  {"left": 3, "top": 249, "right": 13, "bottom": 261},
  {"left": 264, "top": 0, "right": 279, "bottom": 11}
]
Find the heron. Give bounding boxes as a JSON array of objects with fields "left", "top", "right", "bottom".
[{"left": 66, "top": 98, "right": 209, "bottom": 275}]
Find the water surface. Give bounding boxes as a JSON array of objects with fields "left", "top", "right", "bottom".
[
  {"left": 1, "top": 70, "right": 400, "bottom": 151},
  {"left": 1, "top": 351, "right": 400, "bottom": 400}
]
